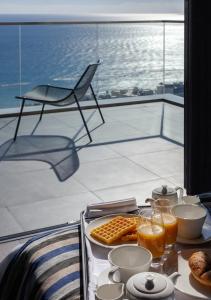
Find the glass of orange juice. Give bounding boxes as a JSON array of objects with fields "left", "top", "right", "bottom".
[
  {"left": 137, "top": 210, "right": 165, "bottom": 267},
  {"left": 152, "top": 199, "right": 178, "bottom": 251}
]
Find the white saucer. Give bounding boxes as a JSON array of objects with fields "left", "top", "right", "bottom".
[{"left": 176, "top": 222, "right": 211, "bottom": 244}]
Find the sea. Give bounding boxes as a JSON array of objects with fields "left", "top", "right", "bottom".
[{"left": 0, "top": 14, "right": 184, "bottom": 108}]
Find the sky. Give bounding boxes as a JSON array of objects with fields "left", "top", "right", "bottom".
[{"left": 0, "top": 0, "right": 184, "bottom": 17}]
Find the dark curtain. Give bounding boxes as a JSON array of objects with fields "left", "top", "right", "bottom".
[{"left": 184, "top": 0, "right": 211, "bottom": 194}]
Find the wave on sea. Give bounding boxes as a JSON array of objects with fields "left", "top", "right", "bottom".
[
  {"left": 53, "top": 77, "right": 76, "bottom": 81},
  {"left": 0, "top": 82, "right": 30, "bottom": 88}
]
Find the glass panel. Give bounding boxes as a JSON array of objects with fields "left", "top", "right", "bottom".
[
  {"left": 97, "top": 23, "right": 164, "bottom": 99},
  {"left": 0, "top": 26, "right": 20, "bottom": 108},
  {"left": 0, "top": 22, "right": 184, "bottom": 108},
  {"left": 0, "top": 21, "right": 184, "bottom": 238},
  {"left": 0, "top": 24, "right": 99, "bottom": 109},
  {"left": 164, "top": 23, "right": 184, "bottom": 99},
  {"left": 21, "top": 24, "right": 98, "bottom": 105},
  {"left": 162, "top": 103, "right": 184, "bottom": 144}
]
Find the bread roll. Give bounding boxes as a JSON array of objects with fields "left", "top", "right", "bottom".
[
  {"left": 188, "top": 251, "right": 209, "bottom": 276},
  {"left": 189, "top": 251, "right": 211, "bottom": 287}
]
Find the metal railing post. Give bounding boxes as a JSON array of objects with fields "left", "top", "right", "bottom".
[
  {"left": 163, "top": 22, "right": 166, "bottom": 94},
  {"left": 19, "top": 25, "right": 22, "bottom": 97}
]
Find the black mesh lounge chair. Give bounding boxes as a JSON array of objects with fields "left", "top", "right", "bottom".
[{"left": 14, "top": 60, "right": 105, "bottom": 142}]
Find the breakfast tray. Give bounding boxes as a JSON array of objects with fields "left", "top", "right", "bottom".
[
  {"left": 80, "top": 204, "right": 211, "bottom": 300},
  {"left": 80, "top": 205, "right": 150, "bottom": 300}
]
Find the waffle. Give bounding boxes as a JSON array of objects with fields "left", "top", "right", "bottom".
[
  {"left": 120, "top": 217, "right": 142, "bottom": 242},
  {"left": 90, "top": 216, "right": 137, "bottom": 245},
  {"left": 121, "top": 231, "right": 137, "bottom": 242},
  {"left": 128, "top": 216, "right": 140, "bottom": 226}
]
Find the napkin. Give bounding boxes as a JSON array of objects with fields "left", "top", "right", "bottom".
[
  {"left": 199, "top": 194, "right": 211, "bottom": 225},
  {"left": 85, "top": 197, "right": 138, "bottom": 218},
  {"left": 85, "top": 237, "right": 110, "bottom": 300}
]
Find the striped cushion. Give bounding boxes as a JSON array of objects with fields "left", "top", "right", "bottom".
[{"left": 0, "top": 224, "right": 83, "bottom": 300}]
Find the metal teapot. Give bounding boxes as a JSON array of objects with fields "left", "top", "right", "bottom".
[
  {"left": 126, "top": 272, "right": 179, "bottom": 300},
  {"left": 151, "top": 185, "right": 183, "bottom": 205}
]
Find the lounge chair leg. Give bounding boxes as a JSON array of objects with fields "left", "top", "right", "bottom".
[
  {"left": 39, "top": 104, "right": 45, "bottom": 122},
  {"left": 14, "top": 99, "right": 25, "bottom": 141},
  {"left": 74, "top": 94, "right": 92, "bottom": 142},
  {"left": 90, "top": 84, "right": 105, "bottom": 123}
]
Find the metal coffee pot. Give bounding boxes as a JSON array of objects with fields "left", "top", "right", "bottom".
[
  {"left": 126, "top": 272, "right": 179, "bottom": 300},
  {"left": 151, "top": 185, "right": 183, "bottom": 205}
]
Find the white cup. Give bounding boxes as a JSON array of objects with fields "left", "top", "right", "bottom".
[
  {"left": 95, "top": 283, "right": 124, "bottom": 300},
  {"left": 172, "top": 204, "right": 207, "bottom": 239},
  {"left": 108, "top": 245, "right": 152, "bottom": 283}
]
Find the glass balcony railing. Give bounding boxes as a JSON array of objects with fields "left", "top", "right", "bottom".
[
  {"left": 0, "top": 20, "right": 184, "bottom": 109},
  {"left": 0, "top": 20, "right": 184, "bottom": 239}
]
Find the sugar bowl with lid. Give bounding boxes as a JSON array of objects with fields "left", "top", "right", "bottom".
[{"left": 126, "top": 272, "right": 179, "bottom": 300}]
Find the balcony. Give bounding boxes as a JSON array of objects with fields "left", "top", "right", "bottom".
[{"left": 0, "top": 20, "right": 184, "bottom": 239}]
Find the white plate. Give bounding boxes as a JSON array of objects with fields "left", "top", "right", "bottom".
[
  {"left": 176, "top": 222, "right": 211, "bottom": 244},
  {"left": 85, "top": 213, "right": 138, "bottom": 249},
  {"left": 174, "top": 249, "right": 211, "bottom": 299}
]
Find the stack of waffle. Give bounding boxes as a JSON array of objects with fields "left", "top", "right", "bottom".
[{"left": 90, "top": 216, "right": 139, "bottom": 245}]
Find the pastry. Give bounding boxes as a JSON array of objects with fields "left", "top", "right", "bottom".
[
  {"left": 189, "top": 251, "right": 209, "bottom": 276},
  {"left": 188, "top": 251, "right": 211, "bottom": 287}
]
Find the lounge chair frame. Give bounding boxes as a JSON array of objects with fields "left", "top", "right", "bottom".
[{"left": 14, "top": 61, "right": 105, "bottom": 142}]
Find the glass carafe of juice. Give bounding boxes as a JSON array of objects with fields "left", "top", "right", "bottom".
[
  {"left": 146, "top": 198, "right": 178, "bottom": 248},
  {"left": 137, "top": 210, "right": 165, "bottom": 267}
]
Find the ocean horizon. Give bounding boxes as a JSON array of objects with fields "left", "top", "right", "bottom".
[{"left": 0, "top": 13, "right": 184, "bottom": 22}]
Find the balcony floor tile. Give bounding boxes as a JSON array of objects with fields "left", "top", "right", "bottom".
[
  {"left": 9, "top": 192, "right": 100, "bottom": 231},
  {"left": 129, "top": 148, "right": 183, "bottom": 178},
  {"left": 94, "top": 177, "right": 175, "bottom": 206},
  {"left": 0, "top": 208, "right": 23, "bottom": 236},
  {"left": 0, "top": 169, "right": 88, "bottom": 207},
  {"left": 77, "top": 144, "right": 121, "bottom": 163},
  {"left": 74, "top": 157, "right": 159, "bottom": 190},
  {"left": 108, "top": 137, "right": 179, "bottom": 157}
]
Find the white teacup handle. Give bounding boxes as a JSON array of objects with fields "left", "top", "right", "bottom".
[
  {"left": 108, "top": 266, "right": 121, "bottom": 283},
  {"left": 175, "top": 186, "right": 184, "bottom": 201}
]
